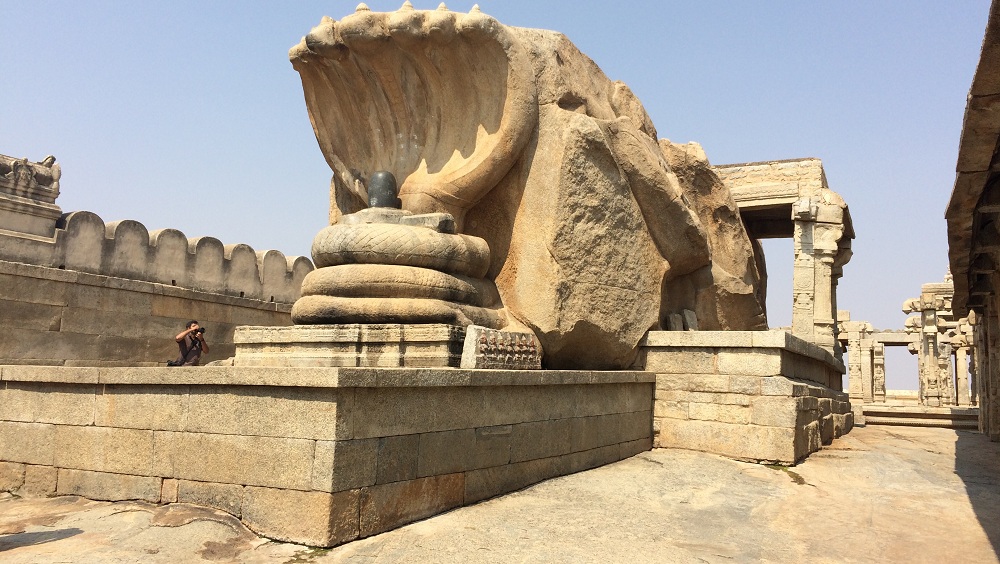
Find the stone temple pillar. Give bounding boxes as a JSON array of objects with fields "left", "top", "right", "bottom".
[
  {"left": 841, "top": 320, "right": 871, "bottom": 422},
  {"left": 791, "top": 201, "right": 816, "bottom": 344},
  {"left": 920, "top": 297, "right": 942, "bottom": 407},
  {"left": 938, "top": 340, "right": 955, "bottom": 407},
  {"left": 990, "top": 304, "right": 1000, "bottom": 440},
  {"left": 956, "top": 344, "right": 970, "bottom": 406},
  {"left": 860, "top": 335, "right": 875, "bottom": 404},
  {"left": 873, "top": 342, "right": 886, "bottom": 403},
  {"left": 791, "top": 197, "right": 847, "bottom": 360},
  {"left": 970, "top": 339, "right": 979, "bottom": 407}
]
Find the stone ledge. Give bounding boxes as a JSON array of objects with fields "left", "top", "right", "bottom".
[
  {"left": 640, "top": 330, "right": 842, "bottom": 371},
  {"left": 0, "top": 365, "right": 655, "bottom": 388}
]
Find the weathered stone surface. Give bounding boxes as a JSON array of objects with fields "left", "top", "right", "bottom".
[
  {"left": 95, "top": 384, "right": 189, "bottom": 431},
  {"left": 0, "top": 382, "right": 97, "bottom": 425},
  {"left": 689, "top": 402, "right": 750, "bottom": 425},
  {"left": 660, "top": 141, "right": 767, "bottom": 331},
  {"left": 56, "top": 468, "right": 161, "bottom": 502},
  {"left": 561, "top": 444, "right": 623, "bottom": 475},
  {"left": 716, "top": 350, "right": 782, "bottom": 376},
  {"left": 0, "top": 427, "right": 995, "bottom": 562},
  {"left": 186, "top": 385, "right": 341, "bottom": 440},
  {"left": 176, "top": 480, "right": 244, "bottom": 517},
  {"left": 657, "top": 418, "right": 796, "bottom": 463},
  {"left": 152, "top": 431, "right": 314, "bottom": 490},
  {"left": 233, "top": 324, "right": 466, "bottom": 369},
  {"left": 359, "top": 473, "right": 465, "bottom": 537},
  {"left": 642, "top": 347, "right": 717, "bottom": 374},
  {"left": 160, "top": 478, "right": 178, "bottom": 503},
  {"left": 311, "top": 439, "right": 378, "bottom": 493},
  {"left": 375, "top": 434, "right": 419, "bottom": 485},
  {"left": 53, "top": 426, "right": 153, "bottom": 476},
  {"left": 0, "top": 421, "right": 55, "bottom": 465},
  {"left": 510, "top": 419, "right": 573, "bottom": 463},
  {"left": 751, "top": 396, "right": 799, "bottom": 428},
  {"left": 417, "top": 426, "right": 512, "bottom": 477},
  {"left": 21, "top": 464, "right": 58, "bottom": 497},
  {"left": 242, "top": 486, "right": 359, "bottom": 546},
  {"left": 464, "top": 457, "right": 560, "bottom": 504},
  {"left": 290, "top": 6, "right": 766, "bottom": 369},
  {"left": 0, "top": 461, "right": 25, "bottom": 492}
]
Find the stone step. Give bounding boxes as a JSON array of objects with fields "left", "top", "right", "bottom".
[
  {"left": 863, "top": 416, "right": 979, "bottom": 430},
  {"left": 862, "top": 404, "right": 979, "bottom": 430}
]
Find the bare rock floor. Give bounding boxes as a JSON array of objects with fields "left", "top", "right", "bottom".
[{"left": 0, "top": 425, "right": 997, "bottom": 563}]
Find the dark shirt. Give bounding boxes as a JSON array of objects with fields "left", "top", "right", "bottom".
[{"left": 177, "top": 334, "right": 203, "bottom": 366}]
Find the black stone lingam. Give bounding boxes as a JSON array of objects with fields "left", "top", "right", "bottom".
[{"left": 368, "top": 171, "right": 402, "bottom": 209}]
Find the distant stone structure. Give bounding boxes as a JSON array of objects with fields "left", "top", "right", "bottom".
[
  {"left": 0, "top": 153, "right": 312, "bottom": 365},
  {"left": 901, "top": 273, "right": 977, "bottom": 409},
  {"left": 0, "top": 154, "right": 61, "bottom": 237},
  {"left": 715, "top": 158, "right": 854, "bottom": 361},
  {"left": 835, "top": 275, "right": 979, "bottom": 429}
]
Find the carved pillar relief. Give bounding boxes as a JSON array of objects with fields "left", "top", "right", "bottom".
[
  {"left": 791, "top": 200, "right": 816, "bottom": 343},
  {"left": 920, "top": 296, "right": 942, "bottom": 407},
  {"left": 791, "top": 197, "right": 848, "bottom": 359},
  {"left": 873, "top": 342, "right": 886, "bottom": 403}
]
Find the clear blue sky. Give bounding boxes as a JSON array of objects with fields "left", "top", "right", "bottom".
[{"left": 2, "top": 1, "right": 991, "bottom": 387}]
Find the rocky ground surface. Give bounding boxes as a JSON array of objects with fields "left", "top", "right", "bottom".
[{"left": 0, "top": 425, "right": 997, "bottom": 563}]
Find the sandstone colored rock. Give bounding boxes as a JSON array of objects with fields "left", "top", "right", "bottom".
[{"left": 290, "top": 5, "right": 766, "bottom": 368}]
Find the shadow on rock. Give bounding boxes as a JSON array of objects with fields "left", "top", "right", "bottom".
[
  {"left": 955, "top": 430, "right": 1000, "bottom": 558},
  {"left": 0, "top": 527, "right": 83, "bottom": 551}
]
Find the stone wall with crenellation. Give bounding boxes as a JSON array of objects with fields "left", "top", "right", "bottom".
[{"left": 0, "top": 152, "right": 313, "bottom": 366}]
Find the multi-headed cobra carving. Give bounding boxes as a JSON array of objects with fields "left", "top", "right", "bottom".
[{"left": 289, "top": 3, "right": 766, "bottom": 369}]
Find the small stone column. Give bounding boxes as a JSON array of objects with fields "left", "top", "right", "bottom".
[
  {"left": 920, "top": 297, "right": 942, "bottom": 407},
  {"left": 990, "top": 304, "right": 1000, "bottom": 440},
  {"left": 791, "top": 201, "right": 816, "bottom": 344},
  {"left": 970, "top": 342, "right": 979, "bottom": 407},
  {"left": 813, "top": 249, "right": 838, "bottom": 354},
  {"left": 873, "top": 342, "right": 886, "bottom": 403},
  {"left": 937, "top": 340, "right": 955, "bottom": 407},
  {"left": 955, "top": 344, "right": 970, "bottom": 406},
  {"left": 859, "top": 337, "right": 874, "bottom": 403},
  {"left": 841, "top": 320, "right": 870, "bottom": 423}
]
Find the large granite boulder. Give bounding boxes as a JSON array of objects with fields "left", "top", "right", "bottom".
[{"left": 289, "top": 4, "right": 766, "bottom": 368}]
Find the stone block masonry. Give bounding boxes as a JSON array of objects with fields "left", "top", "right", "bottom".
[
  {"left": 639, "top": 330, "right": 853, "bottom": 464},
  {"left": 0, "top": 196, "right": 313, "bottom": 367},
  {"left": 0, "top": 260, "right": 297, "bottom": 366},
  {"left": 0, "top": 365, "right": 653, "bottom": 547}
]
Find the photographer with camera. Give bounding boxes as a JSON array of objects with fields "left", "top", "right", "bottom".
[{"left": 171, "top": 320, "right": 209, "bottom": 366}]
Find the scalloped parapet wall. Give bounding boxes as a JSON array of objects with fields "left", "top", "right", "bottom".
[{"left": 0, "top": 210, "right": 313, "bottom": 304}]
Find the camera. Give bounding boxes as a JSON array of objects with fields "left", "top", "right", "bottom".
[{"left": 195, "top": 327, "right": 206, "bottom": 335}]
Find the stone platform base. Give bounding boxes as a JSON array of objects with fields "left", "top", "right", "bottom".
[
  {"left": 0, "top": 365, "right": 652, "bottom": 546},
  {"left": 638, "top": 330, "right": 853, "bottom": 464},
  {"left": 233, "top": 324, "right": 467, "bottom": 367}
]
